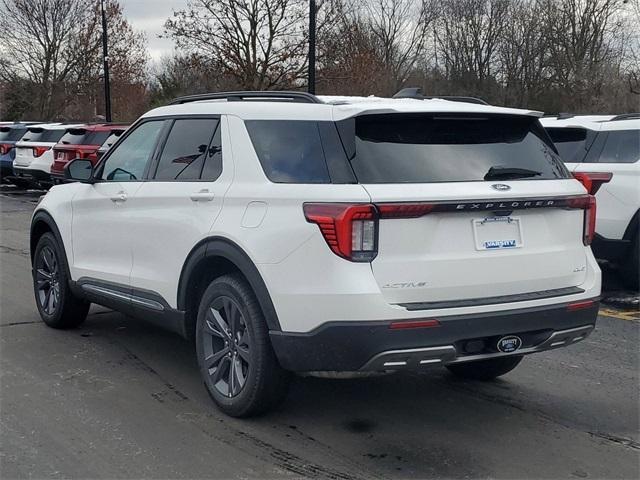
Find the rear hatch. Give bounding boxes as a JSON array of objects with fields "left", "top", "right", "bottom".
[
  {"left": 14, "top": 128, "right": 66, "bottom": 168},
  {"left": 343, "top": 113, "right": 590, "bottom": 306}
]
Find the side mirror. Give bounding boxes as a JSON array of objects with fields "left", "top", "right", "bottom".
[{"left": 64, "top": 158, "right": 95, "bottom": 183}]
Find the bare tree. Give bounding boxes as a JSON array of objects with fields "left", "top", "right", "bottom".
[
  {"left": 165, "top": 0, "right": 314, "bottom": 90},
  {"left": 0, "top": 0, "right": 148, "bottom": 120}
]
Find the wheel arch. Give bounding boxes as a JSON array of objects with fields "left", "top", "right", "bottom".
[
  {"left": 30, "top": 210, "right": 71, "bottom": 275},
  {"left": 177, "top": 237, "right": 282, "bottom": 340},
  {"left": 623, "top": 209, "right": 639, "bottom": 242}
]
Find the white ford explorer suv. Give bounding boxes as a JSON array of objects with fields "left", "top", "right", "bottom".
[
  {"left": 30, "top": 91, "right": 601, "bottom": 417},
  {"left": 541, "top": 114, "right": 639, "bottom": 289}
]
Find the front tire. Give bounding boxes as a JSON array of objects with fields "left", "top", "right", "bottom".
[
  {"left": 195, "top": 274, "right": 290, "bottom": 417},
  {"left": 32, "top": 232, "right": 89, "bottom": 328},
  {"left": 446, "top": 355, "right": 523, "bottom": 381}
]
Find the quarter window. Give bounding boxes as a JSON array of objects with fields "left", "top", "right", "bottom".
[
  {"left": 597, "top": 130, "right": 639, "bottom": 163},
  {"left": 101, "top": 121, "right": 164, "bottom": 182},
  {"left": 153, "top": 119, "right": 219, "bottom": 181}
]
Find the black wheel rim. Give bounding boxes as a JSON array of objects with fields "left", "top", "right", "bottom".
[
  {"left": 202, "top": 296, "right": 251, "bottom": 398},
  {"left": 36, "top": 246, "right": 60, "bottom": 315}
]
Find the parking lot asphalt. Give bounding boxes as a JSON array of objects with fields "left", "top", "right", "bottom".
[{"left": 1, "top": 188, "right": 639, "bottom": 480}]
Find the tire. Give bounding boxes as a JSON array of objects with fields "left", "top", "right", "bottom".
[
  {"left": 619, "top": 234, "right": 639, "bottom": 291},
  {"left": 446, "top": 355, "right": 523, "bottom": 381},
  {"left": 32, "top": 232, "right": 90, "bottom": 329},
  {"left": 195, "top": 273, "right": 290, "bottom": 417}
]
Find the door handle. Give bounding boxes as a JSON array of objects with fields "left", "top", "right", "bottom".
[
  {"left": 190, "top": 189, "right": 215, "bottom": 202},
  {"left": 110, "top": 191, "right": 127, "bottom": 203}
]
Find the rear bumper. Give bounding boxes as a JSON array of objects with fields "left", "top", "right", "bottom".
[
  {"left": 269, "top": 300, "right": 599, "bottom": 371},
  {"left": 12, "top": 167, "right": 52, "bottom": 183}
]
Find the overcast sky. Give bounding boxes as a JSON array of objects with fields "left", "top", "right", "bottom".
[{"left": 121, "top": 0, "right": 189, "bottom": 61}]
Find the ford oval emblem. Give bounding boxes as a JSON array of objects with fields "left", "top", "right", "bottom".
[
  {"left": 497, "top": 335, "right": 523, "bottom": 353},
  {"left": 491, "top": 184, "right": 511, "bottom": 191}
]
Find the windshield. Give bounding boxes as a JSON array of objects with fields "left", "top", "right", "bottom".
[
  {"left": 0, "top": 127, "right": 28, "bottom": 142},
  {"left": 58, "top": 129, "right": 111, "bottom": 146},
  {"left": 20, "top": 128, "right": 66, "bottom": 143},
  {"left": 344, "top": 114, "right": 569, "bottom": 183}
]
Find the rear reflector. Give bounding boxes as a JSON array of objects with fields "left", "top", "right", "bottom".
[
  {"left": 389, "top": 319, "right": 441, "bottom": 330},
  {"left": 566, "top": 300, "right": 595, "bottom": 311},
  {"left": 573, "top": 172, "right": 613, "bottom": 195}
]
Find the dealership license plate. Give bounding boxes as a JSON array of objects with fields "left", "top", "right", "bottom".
[{"left": 472, "top": 216, "right": 523, "bottom": 250}]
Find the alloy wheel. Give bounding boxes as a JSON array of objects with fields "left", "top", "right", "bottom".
[
  {"left": 36, "top": 246, "right": 60, "bottom": 315},
  {"left": 202, "top": 296, "right": 252, "bottom": 397}
]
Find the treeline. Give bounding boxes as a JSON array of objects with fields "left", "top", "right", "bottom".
[{"left": 1, "top": 0, "right": 638, "bottom": 122}]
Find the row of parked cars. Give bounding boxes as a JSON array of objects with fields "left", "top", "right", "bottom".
[{"left": 0, "top": 122, "right": 129, "bottom": 188}]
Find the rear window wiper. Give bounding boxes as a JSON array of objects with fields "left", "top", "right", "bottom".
[{"left": 484, "top": 166, "right": 542, "bottom": 180}]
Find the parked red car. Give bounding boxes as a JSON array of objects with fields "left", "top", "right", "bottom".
[{"left": 50, "top": 124, "right": 128, "bottom": 181}]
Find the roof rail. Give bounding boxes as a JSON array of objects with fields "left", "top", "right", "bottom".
[
  {"left": 169, "top": 91, "right": 323, "bottom": 105},
  {"left": 392, "top": 87, "right": 489, "bottom": 105},
  {"left": 610, "top": 113, "right": 640, "bottom": 121}
]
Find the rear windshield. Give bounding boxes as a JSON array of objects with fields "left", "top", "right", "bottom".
[
  {"left": 0, "top": 127, "right": 28, "bottom": 142},
  {"left": 348, "top": 114, "right": 569, "bottom": 183},
  {"left": 20, "top": 128, "right": 66, "bottom": 143},
  {"left": 101, "top": 130, "right": 126, "bottom": 150},
  {"left": 246, "top": 115, "right": 569, "bottom": 184},
  {"left": 58, "top": 129, "right": 111, "bottom": 146},
  {"left": 545, "top": 127, "right": 593, "bottom": 163}
]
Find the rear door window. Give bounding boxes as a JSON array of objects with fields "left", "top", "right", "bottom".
[
  {"left": 347, "top": 114, "right": 569, "bottom": 183},
  {"left": 153, "top": 118, "right": 219, "bottom": 181},
  {"left": 597, "top": 130, "right": 639, "bottom": 163},
  {"left": 246, "top": 120, "right": 330, "bottom": 183}
]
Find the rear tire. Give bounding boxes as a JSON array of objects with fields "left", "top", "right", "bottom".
[
  {"left": 446, "top": 355, "right": 523, "bottom": 381},
  {"left": 32, "top": 232, "right": 89, "bottom": 329},
  {"left": 619, "top": 234, "right": 639, "bottom": 291},
  {"left": 195, "top": 273, "right": 290, "bottom": 417}
]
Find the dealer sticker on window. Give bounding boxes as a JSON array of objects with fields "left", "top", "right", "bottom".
[{"left": 472, "top": 216, "right": 523, "bottom": 251}]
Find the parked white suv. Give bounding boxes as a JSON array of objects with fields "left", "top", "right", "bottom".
[
  {"left": 30, "top": 91, "right": 601, "bottom": 417},
  {"left": 541, "top": 114, "right": 639, "bottom": 288}
]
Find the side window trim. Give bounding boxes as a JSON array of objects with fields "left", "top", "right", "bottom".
[
  {"left": 94, "top": 119, "right": 168, "bottom": 181},
  {"left": 147, "top": 115, "right": 222, "bottom": 182}
]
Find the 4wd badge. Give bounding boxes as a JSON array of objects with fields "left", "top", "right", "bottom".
[{"left": 497, "top": 335, "right": 523, "bottom": 353}]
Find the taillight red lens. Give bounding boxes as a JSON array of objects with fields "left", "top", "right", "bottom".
[
  {"left": 573, "top": 172, "right": 612, "bottom": 195},
  {"left": 389, "top": 319, "right": 440, "bottom": 330},
  {"left": 0, "top": 143, "right": 12, "bottom": 155},
  {"left": 32, "top": 146, "right": 50, "bottom": 157},
  {"left": 303, "top": 203, "right": 378, "bottom": 262},
  {"left": 377, "top": 203, "right": 434, "bottom": 218},
  {"left": 567, "top": 195, "right": 596, "bottom": 246}
]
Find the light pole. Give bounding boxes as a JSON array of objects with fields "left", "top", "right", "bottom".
[
  {"left": 100, "top": 0, "right": 112, "bottom": 122},
  {"left": 308, "top": 0, "right": 316, "bottom": 94}
]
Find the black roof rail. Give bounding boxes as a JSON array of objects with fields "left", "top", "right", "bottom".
[
  {"left": 169, "top": 91, "right": 323, "bottom": 105},
  {"left": 610, "top": 113, "right": 640, "bottom": 121},
  {"left": 392, "top": 87, "right": 488, "bottom": 105}
]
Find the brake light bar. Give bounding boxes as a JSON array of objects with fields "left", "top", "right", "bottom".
[
  {"left": 389, "top": 319, "right": 440, "bottom": 330},
  {"left": 573, "top": 172, "right": 612, "bottom": 195},
  {"left": 32, "top": 146, "right": 51, "bottom": 157}
]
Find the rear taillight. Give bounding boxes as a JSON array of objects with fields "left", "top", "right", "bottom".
[
  {"left": 32, "top": 146, "right": 50, "bottom": 157},
  {"left": 77, "top": 150, "right": 98, "bottom": 161},
  {"left": 573, "top": 172, "right": 612, "bottom": 195},
  {"left": 0, "top": 143, "right": 12, "bottom": 155},
  {"left": 303, "top": 203, "right": 378, "bottom": 262},
  {"left": 567, "top": 195, "right": 597, "bottom": 246}
]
